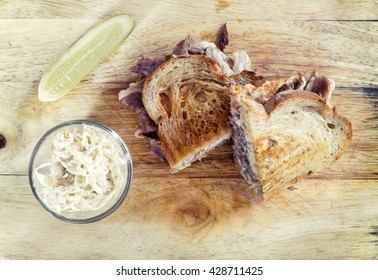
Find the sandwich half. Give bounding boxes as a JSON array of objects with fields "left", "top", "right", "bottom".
[
  {"left": 120, "top": 28, "right": 263, "bottom": 172},
  {"left": 230, "top": 72, "right": 352, "bottom": 199},
  {"left": 142, "top": 55, "right": 232, "bottom": 172}
]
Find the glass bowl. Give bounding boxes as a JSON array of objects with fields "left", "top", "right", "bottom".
[{"left": 28, "top": 120, "right": 133, "bottom": 223}]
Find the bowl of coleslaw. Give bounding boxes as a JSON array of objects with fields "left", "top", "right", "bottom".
[{"left": 28, "top": 120, "right": 133, "bottom": 223}]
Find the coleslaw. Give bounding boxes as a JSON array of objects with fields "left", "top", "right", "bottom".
[{"left": 35, "top": 125, "right": 127, "bottom": 213}]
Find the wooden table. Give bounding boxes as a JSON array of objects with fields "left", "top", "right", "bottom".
[{"left": 0, "top": 0, "right": 377, "bottom": 260}]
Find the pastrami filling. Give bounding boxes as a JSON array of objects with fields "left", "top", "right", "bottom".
[{"left": 230, "top": 105, "right": 258, "bottom": 184}]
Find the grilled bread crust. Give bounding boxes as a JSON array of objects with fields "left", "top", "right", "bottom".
[{"left": 142, "top": 56, "right": 232, "bottom": 172}]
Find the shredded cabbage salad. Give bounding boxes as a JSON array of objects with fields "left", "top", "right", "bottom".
[{"left": 35, "top": 125, "right": 127, "bottom": 213}]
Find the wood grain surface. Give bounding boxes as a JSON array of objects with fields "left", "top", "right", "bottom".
[{"left": 0, "top": 0, "right": 377, "bottom": 260}]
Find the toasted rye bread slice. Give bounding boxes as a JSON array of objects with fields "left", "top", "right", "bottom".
[
  {"left": 231, "top": 87, "right": 352, "bottom": 199},
  {"left": 142, "top": 55, "right": 232, "bottom": 172}
]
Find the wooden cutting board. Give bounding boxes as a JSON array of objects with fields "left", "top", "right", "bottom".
[{"left": 0, "top": 0, "right": 377, "bottom": 260}]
